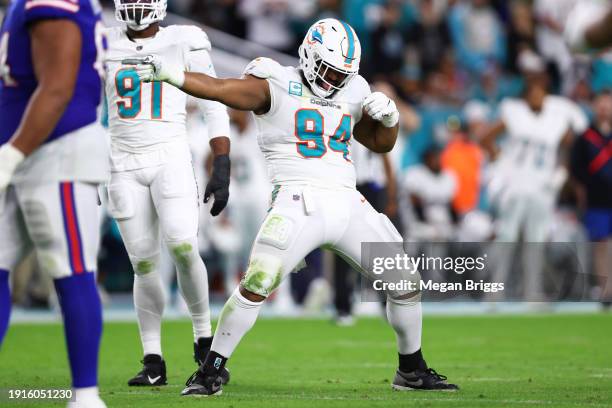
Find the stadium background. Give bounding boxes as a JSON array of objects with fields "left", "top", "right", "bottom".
[
  {"left": 1, "top": 0, "right": 608, "bottom": 315},
  {"left": 1, "top": 1, "right": 611, "bottom": 407}
]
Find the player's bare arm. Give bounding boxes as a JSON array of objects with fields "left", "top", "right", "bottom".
[
  {"left": 479, "top": 120, "right": 506, "bottom": 158},
  {"left": 565, "top": 0, "right": 612, "bottom": 51},
  {"left": 354, "top": 92, "right": 400, "bottom": 153},
  {"left": 584, "top": 10, "right": 612, "bottom": 49},
  {"left": 9, "top": 20, "right": 81, "bottom": 156},
  {"left": 182, "top": 73, "right": 271, "bottom": 115},
  {"left": 354, "top": 110, "right": 399, "bottom": 153},
  {"left": 131, "top": 57, "right": 271, "bottom": 114}
]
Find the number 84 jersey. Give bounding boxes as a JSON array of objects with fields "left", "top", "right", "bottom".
[
  {"left": 245, "top": 58, "right": 371, "bottom": 189},
  {"left": 104, "top": 25, "right": 211, "bottom": 155}
]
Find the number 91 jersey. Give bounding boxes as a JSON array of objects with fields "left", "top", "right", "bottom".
[
  {"left": 104, "top": 25, "right": 211, "bottom": 152},
  {"left": 244, "top": 58, "right": 371, "bottom": 189}
]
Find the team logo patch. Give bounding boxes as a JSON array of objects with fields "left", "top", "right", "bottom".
[{"left": 289, "top": 81, "right": 303, "bottom": 96}]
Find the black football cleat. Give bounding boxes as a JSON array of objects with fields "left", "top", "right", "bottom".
[
  {"left": 181, "top": 369, "right": 223, "bottom": 396},
  {"left": 194, "top": 338, "right": 230, "bottom": 385},
  {"left": 127, "top": 354, "right": 168, "bottom": 386},
  {"left": 392, "top": 368, "right": 459, "bottom": 391}
]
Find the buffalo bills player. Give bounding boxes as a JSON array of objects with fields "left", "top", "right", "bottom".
[{"left": 0, "top": 0, "right": 108, "bottom": 406}]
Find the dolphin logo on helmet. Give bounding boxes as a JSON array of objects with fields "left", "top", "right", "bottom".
[{"left": 298, "top": 18, "right": 361, "bottom": 99}]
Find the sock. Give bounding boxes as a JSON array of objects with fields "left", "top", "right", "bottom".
[
  {"left": 210, "top": 287, "right": 263, "bottom": 358},
  {"left": 54, "top": 273, "right": 102, "bottom": 388},
  {"left": 399, "top": 349, "right": 427, "bottom": 372},
  {"left": 0, "top": 269, "right": 11, "bottom": 345},
  {"left": 386, "top": 299, "right": 422, "bottom": 355},
  {"left": 167, "top": 238, "right": 212, "bottom": 339},
  {"left": 73, "top": 386, "right": 100, "bottom": 402},
  {"left": 133, "top": 271, "right": 165, "bottom": 357}
]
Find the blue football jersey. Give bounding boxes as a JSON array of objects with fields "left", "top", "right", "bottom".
[{"left": 0, "top": 0, "right": 106, "bottom": 145}]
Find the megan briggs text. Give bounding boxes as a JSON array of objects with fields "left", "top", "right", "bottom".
[{"left": 372, "top": 279, "right": 505, "bottom": 293}]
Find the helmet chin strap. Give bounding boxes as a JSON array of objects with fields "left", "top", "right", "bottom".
[{"left": 126, "top": 21, "right": 151, "bottom": 31}]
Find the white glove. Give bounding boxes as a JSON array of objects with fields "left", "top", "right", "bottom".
[
  {"left": 124, "top": 55, "right": 186, "bottom": 88},
  {"left": 564, "top": 0, "right": 610, "bottom": 52},
  {"left": 0, "top": 143, "right": 25, "bottom": 192},
  {"left": 363, "top": 92, "right": 399, "bottom": 128}
]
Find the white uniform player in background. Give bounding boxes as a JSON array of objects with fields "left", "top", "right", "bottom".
[
  {"left": 104, "top": 0, "right": 231, "bottom": 386},
  {"left": 132, "top": 18, "right": 458, "bottom": 396},
  {"left": 482, "top": 52, "right": 588, "bottom": 301}
]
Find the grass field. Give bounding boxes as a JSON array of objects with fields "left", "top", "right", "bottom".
[{"left": 2, "top": 313, "right": 612, "bottom": 407}]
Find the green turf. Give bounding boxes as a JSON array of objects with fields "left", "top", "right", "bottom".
[{"left": 2, "top": 314, "right": 612, "bottom": 407}]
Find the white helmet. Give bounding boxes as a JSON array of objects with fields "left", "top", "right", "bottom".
[
  {"left": 298, "top": 18, "right": 361, "bottom": 98},
  {"left": 114, "top": 0, "right": 167, "bottom": 32}
]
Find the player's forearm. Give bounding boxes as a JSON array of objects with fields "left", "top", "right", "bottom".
[
  {"left": 210, "top": 135, "right": 230, "bottom": 157},
  {"left": 371, "top": 124, "right": 399, "bottom": 153},
  {"left": 182, "top": 74, "right": 260, "bottom": 111},
  {"left": 9, "top": 86, "right": 73, "bottom": 155}
]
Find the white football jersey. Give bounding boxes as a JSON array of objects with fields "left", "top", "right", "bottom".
[
  {"left": 104, "top": 25, "right": 221, "bottom": 170},
  {"left": 494, "top": 95, "right": 587, "bottom": 192},
  {"left": 244, "top": 58, "right": 371, "bottom": 189}
]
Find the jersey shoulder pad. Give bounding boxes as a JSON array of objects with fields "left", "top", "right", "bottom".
[
  {"left": 499, "top": 98, "right": 522, "bottom": 119},
  {"left": 349, "top": 75, "right": 371, "bottom": 99},
  {"left": 103, "top": 26, "right": 124, "bottom": 43},
  {"left": 243, "top": 57, "right": 284, "bottom": 80},
  {"left": 166, "top": 25, "right": 211, "bottom": 52}
]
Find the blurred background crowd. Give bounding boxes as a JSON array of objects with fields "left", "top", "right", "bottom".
[{"left": 2, "top": 0, "right": 611, "bottom": 320}]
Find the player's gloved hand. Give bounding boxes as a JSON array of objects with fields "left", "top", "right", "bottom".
[
  {"left": 204, "top": 154, "right": 230, "bottom": 216},
  {"left": 0, "top": 143, "right": 25, "bottom": 193},
  {"left": 363, "top": 92, "right": 399, "bottom": 128},
  {"left": 125, "top": 55, "right": 185, "bottom": 88},
  {"left": 564, "top": 0, "right": 609, "bottom": 52}
]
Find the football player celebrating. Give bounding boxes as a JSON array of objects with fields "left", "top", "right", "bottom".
[
  {"left": 104, "top": 0, "right": 230, "bottom": 386},
  {"left": 0, "top": 0, "right": 107, "bottom": 406},
  {"left": 131, "top": 18, "right": 458, "bottom": 396}
]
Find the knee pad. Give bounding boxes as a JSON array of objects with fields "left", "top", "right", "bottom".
[
  {"left": 127, "top": 238, "right": 160, "bottom": 276},
  {"left": 241, "top": 253, "right": 284, "bottom": 297},
  {"left": 167, "top": 238, "right": 199, "bottom": 271}
]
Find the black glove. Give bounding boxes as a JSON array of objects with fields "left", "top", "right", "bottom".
[{"left": 204, "top": 154, "right": 230, "bottom": 216}]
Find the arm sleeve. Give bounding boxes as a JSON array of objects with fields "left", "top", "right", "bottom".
[
  {"left": 24, "top": 0, "right": 81, "bottom": 24},
  {"left": 187, "top": 49, "right": 231, "bottom": 140}
]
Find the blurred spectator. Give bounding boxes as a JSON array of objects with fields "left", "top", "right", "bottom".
[
  {"left": 441, "top": 101, "right": 487, "bottom": 215},
  {"left": 370, "top": 1, "right": 409, "bottom": 79},
  {"left": 571, "top": 90, "right": 612, "bottom": 306},
  {"left": 483, "top": 57, "right": 588, "bottom": 300},
  {"left": 194, "top": 0, "right": 247, "bottom": 38},
  {"left": 506, "top": 0, "right": 536, "bottom": 74},
  {"left": 238, "top": 0, "right": 314, "bottom": 54},
  {"left": 447, "top": 0, "right": 506, "bottom": 77},
  {"left": 533, "top": 0, "right": 576, "bottom": 93},
  {"left": 401, "top": 146, "right": 457, "bottom": 241},
  {"left": 409, "top": 0, "right": 450, "bottom": 74}
]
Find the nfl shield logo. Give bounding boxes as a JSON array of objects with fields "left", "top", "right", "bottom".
[{"left": 289, "top": 81, "right": 303, "bottom": 96}]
